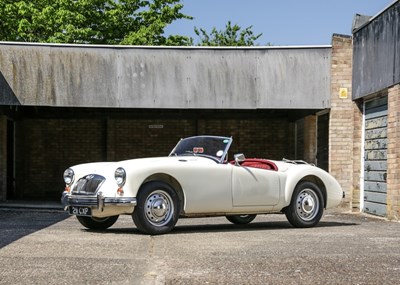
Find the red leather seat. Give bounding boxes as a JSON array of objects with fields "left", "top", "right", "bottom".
[{"left": 230, "top": 158, "right": 278, "bottom": 171}]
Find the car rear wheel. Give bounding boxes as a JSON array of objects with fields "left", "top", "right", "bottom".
[
  {"left": 226, "top": 214, "right": 257, "bottom": 225},
  {"left": 76, "top": 215, "right": 119, "bottom": 230},
  {"left": 132, "top": 181, "right": 180, "bottom": 235},
  {"left": 284, "top": 181, "right": 324, "bottom": 228}
]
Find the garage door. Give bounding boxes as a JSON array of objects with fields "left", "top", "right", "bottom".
[{"left": 364, "top": 97, "right": 387, "bottom": 216}]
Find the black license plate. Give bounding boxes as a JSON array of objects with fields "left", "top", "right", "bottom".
[{"left": 69, "top": 206, "right": 92, "bottom": 216}]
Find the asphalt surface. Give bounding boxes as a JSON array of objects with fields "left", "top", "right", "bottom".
[{"left": 0, "top": 207, "right": 399, "bottom": 285}]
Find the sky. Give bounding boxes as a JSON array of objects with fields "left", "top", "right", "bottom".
[{"left": 165, "top": 0, "right": 395, "bottom": 46}]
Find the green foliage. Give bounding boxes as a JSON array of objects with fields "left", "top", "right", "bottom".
[
  {"left": 194, "top": 21, "right": 263, "bottom": 46},
  {"left": 0, "top": 0, "right": 193, "bottom": 45}
]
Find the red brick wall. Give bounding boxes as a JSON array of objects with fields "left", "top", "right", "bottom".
[
  {"left": 387, "top": 84, "right": 400, "bottom": 220},
  {"left": 12, "top": 115, "right": 295, "bottom": 200}
]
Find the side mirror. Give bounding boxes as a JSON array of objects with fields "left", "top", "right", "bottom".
[{"left": 234, "top": 153, "right": 245, "bottom": 166}]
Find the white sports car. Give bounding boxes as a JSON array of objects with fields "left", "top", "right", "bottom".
[{"left": 61, "top": 135, "right": 343, "bottom": 235}]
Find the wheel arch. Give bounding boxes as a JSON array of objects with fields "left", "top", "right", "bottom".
[
  {"left": 142, "top": 173, "right": 185, "bottom": 213},
  {"left": 296, "top": 175, "right": 327, "bottom": 208}
]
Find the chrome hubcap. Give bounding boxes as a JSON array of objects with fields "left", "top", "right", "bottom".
[
  {"left": 145, "top": 190, "right": 174, "bottom": 226},
  {"left": 296, "top": 189, "right": 319, "bottom": 221}
]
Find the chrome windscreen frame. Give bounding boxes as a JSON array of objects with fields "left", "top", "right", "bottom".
[{"left": 169, "top": 135, "right": 233, "bottom": 164}]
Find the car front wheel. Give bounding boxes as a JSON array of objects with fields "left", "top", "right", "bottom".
[
  {"left": 132, "top": 181, "right": 180, "bottom": 235},
  {"left": 226, "top": 214, "right": 257, "bottom": 225},
  {"left": 284, "top": 181, "right": 324, "bottom": 228},
  {"left": 76, "top": 215, "right": 119, "bottom": 230}
]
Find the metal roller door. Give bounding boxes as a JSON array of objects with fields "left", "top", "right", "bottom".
[{"left": 363, "top": 97, "right": 388, "bottom": 216}]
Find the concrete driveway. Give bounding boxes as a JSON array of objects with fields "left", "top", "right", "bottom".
[{"left": 0, "top": 208, "right": 399, "bottom": 284}]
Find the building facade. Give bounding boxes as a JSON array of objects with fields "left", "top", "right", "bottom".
[
  {"left": 0, "top": 43, "right": 335, "bottom": 202},
  {"left": 1, "top": 0, "right": 398, "bottom": 222},
  {"left": 351, "top": 0, "right": 400, "bottom": 219}
]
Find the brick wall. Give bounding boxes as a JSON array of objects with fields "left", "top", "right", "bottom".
[
  {"left": 12, "top": 115, "right": 295, "bottom": 200},
  {"left": 387, "top": 84, "right": 400, "bottom": 220},
  {"left": 107, "top": 118, "right": 295, "bottom": 161},
  {"left": 329, "top": 34, "right": 354, "bottom": 207},
  {"left": 0, "top": 116, "right": 6, "bottom": 201},
  {"left": 303, "top": 115, "right": 317, "bottom": 164},
  {"left": 197, "top": 118, "right": 294, "bottom": 160},
  {"left": 107, "top": 119, "right": 196, "bottom": 161},
  {"left": 15, "top": 118, "right": 106, "bottom": 200},
  {"left": 352, "top": 101, "right": 363, "bottom": 210},
  {"left": 295, "top": 118, "right": 305, "bottom": 160}
]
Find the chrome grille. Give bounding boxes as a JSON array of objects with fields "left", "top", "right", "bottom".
[{"left": 72, "top": 174, "right": 105, "bottom": 195}]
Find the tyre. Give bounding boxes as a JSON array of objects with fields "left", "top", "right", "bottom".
[
  {"left": 132, "top": 181, "right": 180, "bottom": 235},
  {"left": 226, "top": 214, "right": 257, "bottom": 225},
  {"left": 76, "top": 215, "right": 119, "bottom": 230},
  {"left": 285, "top": 181, "right": 324, "bottom": 228}
]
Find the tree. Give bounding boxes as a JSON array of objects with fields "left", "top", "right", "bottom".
[
  {"left": 0, "top": 0, "right": 192, "bottom": 45},
  {"left": 194, "top": 21, "right": 263, "bottom": 46}
]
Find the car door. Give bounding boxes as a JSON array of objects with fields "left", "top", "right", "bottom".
[
  {"left": 232, "top": 165, "right": 280, "bottom": 206},
  {"left": 176, "top": 160, "right": 233, "bottom": 214}
]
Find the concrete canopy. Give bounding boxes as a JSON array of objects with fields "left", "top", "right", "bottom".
[{"left": 0, "top": 42, "right": 331, "bottom": 110}]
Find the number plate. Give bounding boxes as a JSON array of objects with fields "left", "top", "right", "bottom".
[{"left": 69, "top": 206, "right": 92, "bottom": 217}]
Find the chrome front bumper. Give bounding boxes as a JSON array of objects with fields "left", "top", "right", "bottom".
[{"left": 61, "top": 191, "right": 137, "bottom": 212}]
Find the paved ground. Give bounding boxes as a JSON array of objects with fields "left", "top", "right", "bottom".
[{"left": 0, "top": 207, "right": 399, "bottom": 285}]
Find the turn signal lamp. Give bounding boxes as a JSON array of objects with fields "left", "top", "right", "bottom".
[{"left": 117, "top": 187, "right": 124, "bottom": 196}]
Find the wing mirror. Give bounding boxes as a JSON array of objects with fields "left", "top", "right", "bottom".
[{"left": 234, "top": 153, "right": 246, "bottom": 166}]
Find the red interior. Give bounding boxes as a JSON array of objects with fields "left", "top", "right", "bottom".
[{"left": 230, "top": 158, "right": 278, "bottom": 171}]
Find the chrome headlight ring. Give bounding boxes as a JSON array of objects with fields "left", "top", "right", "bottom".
[
  {"left": 63, "top": 168, "right": 75, "bottom": 186},
  {"left": 114, "top": 167, "right": 126, "bottom": 187}
]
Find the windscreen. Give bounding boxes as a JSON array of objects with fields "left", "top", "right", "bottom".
[{"left": 170, "top": 136, "right": 232, "bottom": 163}]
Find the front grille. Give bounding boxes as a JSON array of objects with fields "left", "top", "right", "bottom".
[{"left": 72, "top": 174, "right": 105, "bottom": 195}]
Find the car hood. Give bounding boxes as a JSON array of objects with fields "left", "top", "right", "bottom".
[{"left": 71, "top": 156, "right": 216, "bottom": 176}]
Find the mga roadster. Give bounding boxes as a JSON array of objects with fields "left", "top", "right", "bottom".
[{"left": 61, "top": 135, "right": 343, "bottom": 235}]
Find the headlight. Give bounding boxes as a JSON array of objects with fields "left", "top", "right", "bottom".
[
  {"left": 114, "top": 167, "right": 126, "bottom": 187},
  {"left": 63, "top": 168, "right": 75, "bottom": 185}
]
